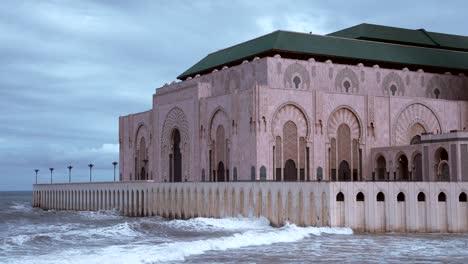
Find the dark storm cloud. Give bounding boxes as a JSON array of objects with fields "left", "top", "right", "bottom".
[{"left": 1, "top": 0, "right": 467, "bottom": 190}]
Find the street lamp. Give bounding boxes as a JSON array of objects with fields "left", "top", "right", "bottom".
[
  {"left": 34, "top": 169, "right": 39, "bottom": 184},
  {"left": 67, "top": 165, "right": 73, "bottom": 183},
  {"left": 88, "top": 164, "right": 94, "bottom": 182},
  {"left": 49, "top": 168, "right": 54, "bottom": 184},
  {"left": 112, "top": 161, "right": 118, "bottom": 181}
]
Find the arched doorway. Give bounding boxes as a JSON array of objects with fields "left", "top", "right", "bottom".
[
  {"left": 338, "top": 161, "right": 350, "bottom": 181},
  {"left": 397, "top": 154, "right": 409, "bottom": 181},
  {"left": 171, "top": 129, "right": 182, "bottom": 182},
  {"left": 284, "top": 159, "right": 297, "bottom": 181},
  {"left": 217, "top": 162, "right": 225, "bottom": 182},
  {"left": 435, "top": 147, "right": 449, "bottom": 181},
  {"left": 140, "top": 167, "right": 146, "bottom": 181},
  {"left": 413, "top": 153, "right": 423, "bottom": 181},
  {"left": 376, "top": 156, "right": 386, "bottom": 180}
]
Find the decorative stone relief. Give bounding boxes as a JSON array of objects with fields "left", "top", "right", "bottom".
[
  {"left": 161, "top": 107, "right": 191, "bottom": 180},
  {"left": 209, "top": 108, "right": 230, "bottom": 140},
  {"left": 327, "top": 107, "right": 361, "bottom": 140},
  {"left": 382, "top": 72, "right": 405, "bottom": 96},
  {"left": 426, "top": 76, "right": 447, "bottom": 99},
  {"left": 283, "top": 63, "right": 310, "bottom": 89},
  {"left": 392, "top": 103, "right": 442, "bottom": 146},
  {"left": 335, "top": 68, "right": 359, "bottom": 93},
  {"left": 271, "top": 104, "right": 310, "bottom": 139}
]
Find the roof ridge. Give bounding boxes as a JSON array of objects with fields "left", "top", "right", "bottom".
[{"left": 418, "top": 28, "right": 440, "bottom": 46}]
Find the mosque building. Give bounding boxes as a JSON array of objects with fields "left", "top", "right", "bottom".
[{"left": 118, "top": 23, "right": 468, "bottom": 185}]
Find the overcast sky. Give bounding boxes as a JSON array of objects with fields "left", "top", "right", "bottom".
[{"left": 1, "top": 0, "right": 467, "bottom": 191}]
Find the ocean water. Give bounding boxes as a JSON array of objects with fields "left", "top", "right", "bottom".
[{"left": 1, "top": 192, "right": 468, "bottom": 263}]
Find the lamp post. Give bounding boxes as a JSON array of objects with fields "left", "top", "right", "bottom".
[
  {"left": 88, "top": 164, "right": 94, "bottom": 182},
  {"left": 34, "top": 169, "right": 39, "bottom": 184},
  {"left": 112, "top": 161, "right": 118, "bottom": 181},
  {"left": 67, "top": 165, "right": 73, "bottom": 183},
  {"left": 49, "top": 168, "right": 54, "bottom": 184}
]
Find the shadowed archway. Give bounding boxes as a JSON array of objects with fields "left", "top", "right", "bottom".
[
  {"left": 338, "top": 161, "right": 351, "bottom": 181},
  {"left": 217, "top": 162, "right": 225, "bottom": 182},
  {"left": 284, "top": 159, "right": 297, "bottom": 181}
]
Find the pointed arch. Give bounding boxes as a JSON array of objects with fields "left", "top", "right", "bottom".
[
  {"left": 393, "top": 102, "right": 442, "bottom": 146},
  {"left": 161, "top": 107, "right": 190, "bottom": 182}
]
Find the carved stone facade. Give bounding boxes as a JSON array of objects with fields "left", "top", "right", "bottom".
[{"left": 119, "top": 55, "right": 468, "bottom": 184}]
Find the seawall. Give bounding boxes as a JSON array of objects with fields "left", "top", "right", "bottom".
[{"left": 32, "top": 181, "right": 468, "bottom": 232}]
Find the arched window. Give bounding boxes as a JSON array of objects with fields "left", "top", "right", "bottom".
[
  {"left": 438, "top": 192, "right": 446, "bottom": 202},
  {"left": 233, "top": 167, "right": 238, "bottom": 181},
  {"left": 201, "top": 169, "right": 205, "bottom": 182},
  {"left": 250, "top": 166, "right": 256, "bottom": 181},
  {"left": 459, "top": 192, "right": 467, "bottom": 202},
  {"left": 356, "top": 192, "right": 365, "bottom": 202},
  {"left": 343, "top": 80, "right": 351, "bottom": 92},
  {"left": 260, "top": 166, "right": 267, "bottom": 181},
  {"left": 434, "top": 88, "right": 440, "bottom": 99},
  {"left": 336, "top": 192, "right": 344, "bottom": 202},
  {"left": 376, "top": 192, "right": 385, "bottom": 202},
  {"left": 283, "top": 121, "right": 298, "bottom": 181},
  {"left": 293, "top": 76, "right": 301, "bottom": 89},
  {"left": 397, "top": 192, "right": 405, "bottom": 202},
  {"left": 413, "top": 153, "right": 423, "bottom": 181},
  {"left": 435, "top": 148, "right": 449, "bottom": 181},
  {"left": 316, "top": 167, "right": 323, "bottom": 181},
  {"left": 410, "top": 135, "right": 421, "bottom": 145},
  {"left": 390, "top": 84, "right": 397, "bottom": 96},
  {"left": 397, "top": 154, "right": 409, "bottom": 181},
  {"left": 417, "top": 192, "right": 426, "bottom": 202},
  {"left": 376, "top": 155, "right": 386, "bottom": 180}
]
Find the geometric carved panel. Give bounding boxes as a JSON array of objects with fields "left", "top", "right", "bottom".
[{"left": 393, "top": 103, "right": 441, "bottom": 146}]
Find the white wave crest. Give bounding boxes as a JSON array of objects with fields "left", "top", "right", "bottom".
[
  {"left": 9, "top": 222, "right": 351, "bottom": 264},
  {"left": 77, "top": 210, "right": 121, "bottom": 220},
  {"left": 166, "top": 216, "right": 271, "bottom": 231},
  {"left": 142, "top": 224, "right": 353, "bottom": 262},
  {"left": 9, "top": 202, "right": 32, "bottom": 212},
  {"left": 71, "top": 222, "right": 140, "bottom": 239}
]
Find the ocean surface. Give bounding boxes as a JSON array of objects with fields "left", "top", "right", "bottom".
[{"left": 1, "top": 191, "right": 468, "bottom": 263}]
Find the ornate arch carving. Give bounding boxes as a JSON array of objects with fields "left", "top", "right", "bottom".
[
  {"left": 335, "top": 67, "right": 359, "bottom": 93},
  {"left": 209, "top": 108, "right": 230, "bottom": 140},
  {"left": 271, "top": 103, "right": 310, "bottom": 139},
  {"left": 134, "top": 123, "right": 149, "bottom": 152},
  {"left": 393, "top": 102, "right": 442, "bottom": 146},
  {"left": 283, "top": 63, "right": 310, "bottom": 89},
  {"left": 382, "top": 72, "right": 405, "bottom": 96},
  {"left": 327, "top": 106, "right": 362, "bottom": 141},
  {"left": 426, "top": 75, "right": 447, "bottom": 99},
  {"left": 161, "top": 107, "right": 190, "bottom": 180}
]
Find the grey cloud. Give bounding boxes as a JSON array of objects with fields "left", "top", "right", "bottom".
[{"left": 1, "top": 0, "right": 467, "bottom": 190}]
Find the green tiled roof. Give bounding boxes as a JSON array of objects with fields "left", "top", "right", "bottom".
[
  {"left": 329, "top": 23, "right": 468, "bottom": 52},
  {"left": 178, "top": 24, "right": 468, "bottom": 80}
]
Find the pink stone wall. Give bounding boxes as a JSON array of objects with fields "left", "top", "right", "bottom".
[{"left": 119, "top": 56, "right": 468, "bottom": 183}]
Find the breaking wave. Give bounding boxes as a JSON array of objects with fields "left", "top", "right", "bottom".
[
  {"left": 165, "top": 216, "right": 272, "bottom": 231},
  {"left": 6, "top": 218, "right": 352, "bottom": 264}
]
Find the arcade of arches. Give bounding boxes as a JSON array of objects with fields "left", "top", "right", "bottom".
[{"left": 133, "top": 102, "right": 461, "bottom": 183}]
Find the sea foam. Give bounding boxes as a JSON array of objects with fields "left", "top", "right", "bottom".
[
  {"left": 7, "top": 218, "right": 352, "bottom": 264},
  {"left": 165, "top": 216, "right": 271, "bottom": 231}
]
